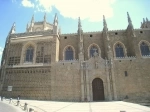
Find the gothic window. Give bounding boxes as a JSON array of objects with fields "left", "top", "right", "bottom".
[
  {"left": 65, "top": 46, "right": 73, "bottom": 60},
  {"left": 41, "top": 46, "right": 44, "bottom": 56},
  {"left": 36, "top": 46, "right": 51, "bottom": 63},
  {"left": 25, "top": 46, "right": 34, "bottom": 62},
  {"left": 90, "top": 45, "right": 98, "bottom": 57},
  {"left": 140, "top": 42, "right": 150, "bottom": 56},
  {"left": 115, "top": 44, "right": 124, "bottom": 57}
]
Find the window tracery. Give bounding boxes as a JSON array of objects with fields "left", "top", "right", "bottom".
[
  {"left": 115, "top": 44, "right": 124, "bottom": 57},
  {"left": 140, "top": 42, "right": 150, "bottom": 56},
  {"left": 65, "top": 46, "right": 74, "bottom": 60},
  {"left": 90, "top": 45, "right": 98, "bottom": 57},
  {"left": 25, "top": 46, "right": 34, "bottom": 62},
  {"left": 36, "top": 42, "right": 51, "bottom": 63}
]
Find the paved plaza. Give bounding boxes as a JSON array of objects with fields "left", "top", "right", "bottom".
[
  {"left": 0, "top": 101, "right": 23, "bottom": 112},
  {"left": 1, "top": 99, "right": 150, "bottom": 112}
]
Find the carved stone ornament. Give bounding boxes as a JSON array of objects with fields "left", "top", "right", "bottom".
[
  {"left": 93, "top": 51, "right": 98, "bottom": 57},
  {"left": 95, "top": 62, "right": 98, "bottom": 69}
]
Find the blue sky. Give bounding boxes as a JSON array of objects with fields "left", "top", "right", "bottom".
[{"left": 0, "top": 0, "right": 150, "bottom": 61}]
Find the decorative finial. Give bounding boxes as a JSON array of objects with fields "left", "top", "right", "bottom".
[
  {"left": 146, "top": 17, "right": 148, "bottom": 22},
  {"left": 11, "top": 22, "right": 16, "bottom": 34},
  {"left": 26, "top": 22, "right": 29, "bottom": 32},
  {"left": 127, "top": 12, "right": 132, "bottom": 24},
  {"left": 27, "top": 22, "right": 29, "bottom": 28},
  {"left": 59, "top": 26, "right": 61, "bottom": 34},
  {"left": 103, "top": 15, "right": 108, "bottom": 31},
  {"left": 44, "top": 13, "right": 46, "bottom": 22},
  {"left": 143, "top": 18, "right": 145, "bottom": 23},
  {"left": 103, "top": 15, "right": 107, "bottom": 27},
  {"left": 31, "top": 14, "right": 34, "bottom": 23},
  {"left": 53, "top": 13, "right": 58, "bottom": 26},
  {"left": 78, "top": 17, "right": 82, "bottom": 28}
]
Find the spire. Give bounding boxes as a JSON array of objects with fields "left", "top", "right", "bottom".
[
  {"left": 44, "top": 13, "right": 46, "bottom": 22},
  {"left": 53, "top": 13, "right": 58, "bottom": 26},
  {"left": 58, "top": 26, "right": 61, "bottom": 34},
  {"left": 77, "top": 17, "right": 83, "bottom": 34},
  {"left": 31, "top": 14, "right": 34, "bottom": 23},
  {"left": 26, "top": 22, "right": 29, "bottom": 28},
  {"left": 127, "top": 12, "right": 135, "bottom": 37},
  {"left": 143, "top": 18, "right": 145, "bottom": 23},
  {"left": 26, "top": 22, "right": 29, "bottom": 32},
  {"left": 127, "top": 12, "right": 132, "bottom": 25},
  {"left": 78, "top": 17, "right": 82, "bottom": 29},
  {"left": 146, "top": 17, "right": 148, "bottom": 22},
  {"left": 77, "top": 17, "right": 83, "bottom": 56},
  {"left": 103, "top": 15, "right": 108, "bottom": 31},
  {"left": 10, "top": 22, "right": 16, "bottom": 34},
  {"left": 103, "top": 15, "right": 107, "bottom": 26},
  {"left": 127, "top": 12, "right": 134, "bottom": 30},
  {"left": 6, "top": 22, "right": 16, "bottom": 43},
  {"left": 53, "top": 13, "right": 59, "bottom": 34}
]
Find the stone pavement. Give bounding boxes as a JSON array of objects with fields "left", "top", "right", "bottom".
[
  {"left": 2, "top": 99, "right": 150, "bottom": 112},
  {"left": 0, "top": 101, "right": 23, "bottom": 112}
]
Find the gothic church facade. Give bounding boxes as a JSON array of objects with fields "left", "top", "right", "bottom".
[{"left": 0, "top": 12, "right": 150, "bottom": 102}]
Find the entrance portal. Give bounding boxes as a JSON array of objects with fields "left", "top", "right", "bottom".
[{"left": 92, "top": 78, "right": 104, "bottom": 101}]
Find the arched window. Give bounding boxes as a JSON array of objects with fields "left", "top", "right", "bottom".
[
  {"left": 25, "top": 46, "right": 34, "bottom": 62},
  {"left": 140, "top": 42, "right": 150, "bottom": 56},
  {"left": 90, "top": 45, "right": 98, "bottom": 57},
  {"left": 65, "top": 46, "right": 73, "bottom": 60},
  {"left": 115, "top": 44, "right": 124, "bottom": 57}
]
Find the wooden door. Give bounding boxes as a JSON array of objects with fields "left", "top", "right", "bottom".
[{"left": 92, "top": 78, "right": 104, "bottom": 101}]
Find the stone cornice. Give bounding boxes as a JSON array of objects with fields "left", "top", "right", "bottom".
[{"left": 10, "top": 30, "right": 53, "bottom": 38}]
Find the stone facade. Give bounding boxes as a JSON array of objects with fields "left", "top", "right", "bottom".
[{"left": 0, "top": 13, "right": 150, "bottom": 102}]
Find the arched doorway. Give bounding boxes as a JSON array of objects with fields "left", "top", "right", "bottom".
[{"left": 92, "top": 78, "right": 104, "bottom": 101}]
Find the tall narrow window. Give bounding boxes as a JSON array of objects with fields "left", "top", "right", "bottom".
[
  {"left": 115, "top": 44, "right": 124, "bottom": 57},
  {"left": 140, "top": 42, "right": 150, "bottom": 56},
  {"left": 65, "top": 47, "right": 73, "bottom": 60},
  {"left": 90, "top": 45, "right": 98, "bottom": 57},
  {"left": 25, "top": 46, "right": 34, "bottom": 62}
]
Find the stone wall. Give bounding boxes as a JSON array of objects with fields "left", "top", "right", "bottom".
[
  {"left": 59, "top": 34, "right": 78, "bottom": 60},
  {"left": 50, "top": 62, "right": 81, "bottom": 101},
  {"left": 1, "top": 67, "right": 51, "bottom": 100},
  {"left": 114, "top": 58, "right": 150, "bottom": 101}
]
